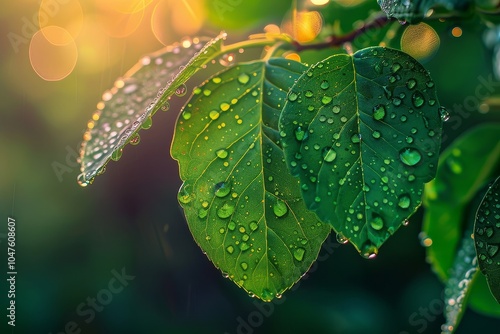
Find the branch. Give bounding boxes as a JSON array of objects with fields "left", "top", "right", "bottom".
[{"left": 292, "top": 15, "right": 394, "bottom": 52}]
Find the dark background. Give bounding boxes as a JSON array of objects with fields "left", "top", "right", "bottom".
[{"left": 1, "top": 0, "right": 499, "bottom": 333}]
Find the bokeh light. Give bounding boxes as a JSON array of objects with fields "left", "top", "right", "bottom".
[
  {"left": 310, "top": 0, "right": 330, "bottom": 5},
  {"left": 401, "top": 22, "right": 440, "bottom": 62},
  {"left": 281, "top": 10, "right": 323, "bottom": 43},
  {"left": 96, "top": 0, "right": 154, "bottom": 14},
  {"left": 39, "top": 0, "right": 83, "bottom": 44},
  {"left": 452, "top": 26, "right": 463, "bottom": 38},
  {"left": 29, "top": 26, "right": 78, "bottom": 81},
  {"left": 97, "top": 5, "right": 145, "bottom": 38},
  {"left": 171, "top": 0, "right": 205, "bottom": 36}
]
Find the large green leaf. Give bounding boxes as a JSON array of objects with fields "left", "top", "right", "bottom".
[
  {"left": 171, "top": 58, "right": 331, "bottom": 301},
  {"left": 377, "top": 0, "right": 471, "bottom": 23},
  {"left": 423, "top": 124, "right": 500, "bottom": 281},
  {"left": 441, "top": 226, "right": 479, "bottom": 333},
  {"left": 78, "top": 33, "right": 226, "bottom": 186},
  {"left": 279, "top": 47, "right": 443, "bottom": 256},
  {"left": 474, "top": 176, "right": 500, "bottom": 304}
]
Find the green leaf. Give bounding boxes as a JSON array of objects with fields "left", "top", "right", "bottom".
[
  {"left": 423, "top": 124, "right": 500, "bottom": 281},
  {"left": 279, "top": 47, "right": 443, "bottom": 257},
  {"left": 78, "top": 33, "right": 226, "bottom": 186},
  {"left": 171, "top": 58, "right": 331, "bottom": 301},
  {"left": 377, "top": 0, "right": 471, "bottom": 23},
  {"left": 474, "top": 176, "right": 500, "bottom": 304},
  {"left": 441, "top": 226, "right": 479, "bottom": 333}
]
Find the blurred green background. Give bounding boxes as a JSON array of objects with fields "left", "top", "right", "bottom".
[{"left": 1, "top": 0, "right": 499, "bottom": 333}]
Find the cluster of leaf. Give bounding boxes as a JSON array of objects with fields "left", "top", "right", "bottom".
[{"left": 77, "top": 0, "right": 500, "bottom": 332}]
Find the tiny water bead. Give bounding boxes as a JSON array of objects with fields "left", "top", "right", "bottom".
[
  {"left": 361, "top": 242, "right": 378, "bottom": 259},
  {"left": 336, "top": 233, "right": 349, "bottom": 244},
  {"left": 215, "top": 181, "right": 231, "bottom": 198},
  {"left": 320, "top": 80, "right": 329, "bottom": 90},
  {"left": 373, "top": 104, "right": 386, "bottom": 120},
  {"left": 399, "top": 148, "right": 422, "bottom": 166},
  {"left": 216, "top": 149, "right": 228, "bottom": 159},
  {"left": 273, "top": 200, "right": 288, "bottom": 217},
  {"left": 412, "top": 91, "right": 425, "bottom": 108},
  {"left": 293, "top": 248, "right": 306, "bottom": 261},
  {"left": 288, "top": 91, "right": 298, "bottom": 101},
  {"left": 321, "top": 95, "right": 332, "bottom": 105},
  {"left": 370, "top": 214, "right": 384, "bottom": 230},
  {"left": 175, "top": 83, "right": 187, "bottom": 97},
  {"left": 398, "top": 194, "right": 411, "bottom": 209},
  {"left": 217, "top": 202, "right": 235, "bottom": 218},
  {"left": 294, "top": 126, "right": 308, "bottom": 141},
  {"left": 439, "top": 106, "right": 450, "bottom": 121},
  {"left": 322, "top": 147, "right": 337, "bottom": 162},
  {"left": 237, "top": 73, "right": 250, "bottom": 85}
]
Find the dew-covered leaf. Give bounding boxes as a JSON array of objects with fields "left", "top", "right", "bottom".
[
  {"left": 78, "top": 33, "right": 226, "bottom": 186},
  {"left": 474, "top": 176, "right": 500, "bottom": 304},
  {"left": 377, "top": 0, "right": 471, "bottom": 23},
  {"left": 441, "top": 227, "right": 479, "bottom": 334},
  {"left": 279, "top": 47, "right": 443, "bottom": 257},
  {"left": 423, "top": 124, "right": 500, "bottom": 281},
  {"left": 171, "top": 58, "right": 331, "bottom": 301}
]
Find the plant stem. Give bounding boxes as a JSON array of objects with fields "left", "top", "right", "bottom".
[{"left": 292, "top": 15, "right": 394, "bottom": 52}]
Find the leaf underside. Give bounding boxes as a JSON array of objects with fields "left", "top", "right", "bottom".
[
  {"left": 474, "top": 176, "right": 500, "bottom": 304},
  {"left": 171, "top": 58, "right": 331, "bottom": 301},
  {"left": 279, "top": 47, "right": 443, "bottom": 256},
  {"left": 78, "top": 33, "right": 226, "bottom": 186},
  {"left": 377, "top": 0, "right": 470, "bottom": 23}
]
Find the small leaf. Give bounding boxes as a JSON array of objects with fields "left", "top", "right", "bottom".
[
  {"left": 171, "top": 58, "right": 331, "bottom": 301},
  {"left": 441, "top": 227, "right": 479, "bottom": 333},
  {"left": 78, "top": 33, "right": 226, "bottom": 186},
  {"left": 423, "top": 124, "right": 500, "bottom": 281},
  {"left": 279, "top": 47, "right": 443, "bottom": 256},
  {"left": 377, "top": 0, "right": 471, "bottom": 23},
  {"left": 474, "top": 176, "right": 500, "bottom": 303}
]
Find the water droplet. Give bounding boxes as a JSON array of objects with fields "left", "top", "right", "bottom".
[
  {"left": 351, "top": 133, "right": 361, "bottom": 143},
  {"left": 161, "top": 102, "right": 170, "bottom": 112},
  {"left": 305, "top": 90, "right": 314, "bottom": 98},
  {"left": 391, "top": 62, "right": 401, "bottom": 73},
  {"left": 178, "top": 185, "right": 192, "bottom": 204},
  {"left": 294, "top": 126, "right": 308, "bottom": 141},
  {"left": 220, "top": 102, "right": 230, "bottom": 111},
  {"left": 419, "top": 232, "right": 433, "bottom": 247},
  {"left": 226, "top": 245, "right": 234, "bottom": 254},
  {"left": 332, "top": 105, "right": 341, "bottom": 114},
  {"left": 412, "top": 91, "right": 425, "bottom": 108},
  {"left": 370, "top": 214, "right": 384, "bottom": 230},
  {"left": 288, "top": 91, "right": 298, "bottom": 102},
  {"left": 439, "top": 106, "right": 450, "bottom": 121},
  {"left": 142, "top": 116, "right": 153, "bottom": 129},
  {"left": 398, "top": 194, "right": 411, "bottom": 209},
  {"left": 111, "top": 148, "right": 123, "bottom": 161},
  {"left": 198, "top": 208, "right": 208, "bottom": 219},
  {"left": 215, "top": 181, "right": 231, "bottom": 198},
  {"left": 322, "top": 147, "right": 337, "bottom": 162},
  {"left": 273, "top": 200, "right": 288, "bottom": 217},
  {"left": 372, "top": 131, "right": 381, "bottom": 139},
  {"left": 129, "top": 133, "right": 140, "bottom": 145},
  {"left": 399, "top": 148, "right": 422, "bottom": 166},
  {"left": 240, "top": 262, "right": 248, "bottom": 270},
  {"left": 293, "top": 248, "right": 306, "bottom": 261},
  {"left": 182, "top": 111, "right": 191, "bottom": 120},
  {"left": 249, "top": 221, "right": 259, "bottom": 231},
  {"left": 373, "top": 104, "right": 386, "bottom": 120},
  {"left": 336, "top": 233, "right": 349, "bottom": 244},
  {"left": 237, "top": 73, "right": 250, "bottom": 84},
  {"left": 321, "top": 96, "right": 332, "bottom": 105},
  {"left": 240, "top": 242, "right": 250, "bottom": 251},
  {"left": 208, "top": 110, "right": 220, "bottom": 121},
  {"left": 219, "top": 53, "right": 236, "bottom": 66},
  {"left": 403, "top": 219, "right": 410, "bottom": 226},
  {"left": 217, "top": 202, "right": 235, "bottom": 218},
  {"left": 320, "top": 80, "right": 329, "bottom": 90},
  {"left": 216, "top": 149, "right": 228, "bottom": 159},
  {"left": 77, "top": 173, "right": 90, "bottom": 187},
  {"left": 175, "top": 84, "right": 187, "bottom": 97},
  {"left": 361, "top": 242, "right": 378, "bottom": 259},
  {"left": 212, "top": 77, "right": 222, "bottom": 84}
]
